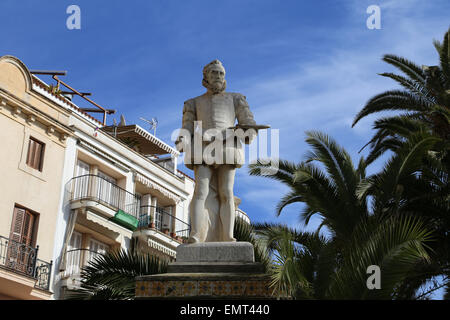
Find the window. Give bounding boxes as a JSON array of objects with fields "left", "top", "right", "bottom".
[
  {"left": 87, "top": 239, "right": 109, "bottom": 264},
  {"left": 64, "top": 231, "right": 82, "bottom": 277},
  {"left": 97, "top": 170, "right": 117, "bottom": 206},
  {"left": 73, "top": 160, "right": 90, "bottom": 199},
  {"left": 7, "top": 206, "right": 39, "bottom": 274},
  {"left": 26, "top": 137, "right": 45, "bottom": 171}
]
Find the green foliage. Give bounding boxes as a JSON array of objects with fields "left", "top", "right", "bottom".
[
  {"left": 65, "top": 248, "right": 168, "bottom": 300},
  {"left": 233, "top": 217, "right": 272, "bottom": 273},
  {"left": 249, "top": 130, "right": 437, "bottom": 299}
]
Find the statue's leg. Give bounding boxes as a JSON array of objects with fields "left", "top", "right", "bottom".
[
  {"left": 189, "top": 165, "right": 212, "bottom": 243},
  {"left": 217, "top": 165, "right": 236, "bottom": 242}
]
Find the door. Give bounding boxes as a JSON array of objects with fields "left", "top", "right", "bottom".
[
  {"left": 7, "top": 207, "right": 37, "bottom": 275},
  {"left": 87, "top": 239, "right": 109, "bottom": 265},
  {"left": 97, "top": 170, "right": 117, "bottom": 207},
  {"left": 73, "top": 160, "right": 90, "bottom": 199},
  {"left": 65, "top": 231, "right": 82, "bottom": 277}
]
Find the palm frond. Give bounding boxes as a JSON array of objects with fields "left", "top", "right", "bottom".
[
  {"left": 382, "top": 54, "right": 426, "bottom": 84},
  {"left": 352, "top": 90, "right": 432, "bottom": 127},
  {"left": 378, "top": 72, "right": 433, "bottom": 100},
  {"left": 66, "top": 249, "right": 168, "bottom": 300},
  {"left": 435, "top": 28, "right": 450, "bottom": 84},
  {"left": 328, "top": 215, "right": 433, "bottom": 299},
  {"left": 234, "top": 217, "right": 272, "bottom": 272}
]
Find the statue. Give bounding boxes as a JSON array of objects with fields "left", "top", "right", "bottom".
[{"left": 176, "top": 60, "right": 265, "bottom": 243}]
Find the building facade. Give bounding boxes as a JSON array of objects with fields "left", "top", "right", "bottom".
[{"left": 0, "top": 56, "right": 72, "bottom": 299}]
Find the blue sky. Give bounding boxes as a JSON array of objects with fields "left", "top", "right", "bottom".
[{"left": 1, "top": 0, "right": 449, "bottom": 298}]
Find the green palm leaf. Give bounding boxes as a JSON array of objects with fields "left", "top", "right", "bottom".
[{"left": 65, "top": 249, "right": 168, "bottom": 300}]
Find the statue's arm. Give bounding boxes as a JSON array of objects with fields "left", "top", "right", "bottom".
[
  {"left": 176, "top": 99, "right": 196, "bottom": 150},
  {"left": 234, "top": 93, "right": 257, "bottom": 144},
  {"left": 234, "top": 94, "right": 256, "bottom": 125}
]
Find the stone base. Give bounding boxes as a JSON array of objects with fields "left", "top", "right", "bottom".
[
  {"left": 135, "top": 273, "right": 274, "bottom": 299},
  {"left": 167, "top": 261, "right": 265, "bottom": 274},
  {"left": 135, "top": 241, "right": 275, "bottom": 299},
  {"left": 175, "top": 241, "right": 255, "bottom": 263}
]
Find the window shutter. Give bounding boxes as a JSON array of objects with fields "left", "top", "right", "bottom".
[
  {"left": 33, "top": 142, "right": 42, "bottom": 170},
  {"left": 8, "top": 207, "right": 37, "bottom": 273},
  {"left": 10, "top": 207, "right": 25, "bottom": 244},
  {"left": 22, "top": 212, "right": 35, "bottom": 246},
  {"left": 26, "top": 139, "right": 35, "bottom": 167},
  {"left": 26, "top": 138, "right": 44, "bottom": 171}
]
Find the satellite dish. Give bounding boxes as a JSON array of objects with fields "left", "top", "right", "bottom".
[{"left": 140, "top": 117, "right": 158, "bottom": 136}]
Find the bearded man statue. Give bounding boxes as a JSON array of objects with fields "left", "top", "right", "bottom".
[{"left": 176, "top": 59, "right": 258, "bottom": 243}]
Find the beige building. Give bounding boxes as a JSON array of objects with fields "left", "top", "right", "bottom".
[{"left": 0, "top": 56, "right": 72, "bottom": 299}]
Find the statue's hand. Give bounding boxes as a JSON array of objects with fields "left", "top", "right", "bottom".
[{"left": 243, "top": 128, "right": 257, "bottom": 144}]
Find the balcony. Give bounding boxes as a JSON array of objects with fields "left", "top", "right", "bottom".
[
  {"left": 138, "top": 205, "right": 190, "bottom": 241},
  {"left": 0, "top": 235, "right": 52, "bottom": 291},
  {"left": 67, "top": 174, "right": 141, "bottom": 231}
]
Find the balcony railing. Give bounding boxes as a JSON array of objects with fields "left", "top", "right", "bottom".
[
  {"left": 138, "top": 205, "right": 190, "bottom": 239},
  {"left": 0, "top": 235, "right": 52, "bottom": 291},
  {"left": 67, "top": 174, "right": 141, "bottom": 219}
]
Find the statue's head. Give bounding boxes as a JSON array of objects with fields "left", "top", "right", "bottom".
[{"left": 202, "top": 59, "right": 226, "bottom": 94}]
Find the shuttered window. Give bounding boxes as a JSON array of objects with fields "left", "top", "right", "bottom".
[
  {"left": 7, "top": 206, "right": 38, "bottom": 273},
  {"left": 10, "top": 206, "right": 37, "bottom": 247},
  {"left": 26, "top": 137, "right": 45, "bottom": 171}
]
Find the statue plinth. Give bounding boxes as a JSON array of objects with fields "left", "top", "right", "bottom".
[
  {"left": 175, "top": 241, "right": 255, "bottom": 262},
  {"left": 135, "top": 242, "right": 274, "bottom": 299}
]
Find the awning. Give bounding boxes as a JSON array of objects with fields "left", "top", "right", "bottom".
[
  {"left": 101, "top": 124, "right": 179, "bottom": 156},
  {"left": 148, "top": 239, "right": 176, "bottom": 258},
  {"left": 85, "top": 210, "right": 126, "bottom": 236},
  {"left": 135, "top": 173, "right": 182, "bottom": 204}
]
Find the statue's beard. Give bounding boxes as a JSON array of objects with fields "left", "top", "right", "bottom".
[{"left": 203, "top": 79, "right": 227, "bottom": 94}]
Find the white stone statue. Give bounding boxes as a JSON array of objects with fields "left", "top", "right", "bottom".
[{"left": 176, "top": 59, "right": 259, "bottom": 243}]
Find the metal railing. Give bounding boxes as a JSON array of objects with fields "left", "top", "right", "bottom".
[
  {"left": 34, "top": 259, "right": 53, "bottom": 291},
  {"left": 51, "top": 75, "right": 115, "bottom": 125},
  {"left": 138, "top": 205, "right": 190, "bottom": 239},
  {"left": 0, "top": 235, "right": 52, "bottom": 291},
  {"left": 67, "top": 174, "right": 141, "bottom": 219}
]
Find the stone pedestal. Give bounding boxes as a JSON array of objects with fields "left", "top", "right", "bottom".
[{"left": 135, "top": 242, "right": 274, "bottom": 299}]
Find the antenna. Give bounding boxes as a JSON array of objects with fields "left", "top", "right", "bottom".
[{"left": 140, "top": 117, "right": 158, "bottom": 136}]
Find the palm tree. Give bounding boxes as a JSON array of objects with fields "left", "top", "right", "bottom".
[
  {"left": 65, "top": 219, "right": 270, "bottom": 300},
  {"left": 352, "top": 28, "right": 450, "bottom": 165},
  {"left": 249, "top": 131, "right": 435, "bottom": 299},
  {"left": 351, "top": 28, "right": 450, "bottom": 298}
]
